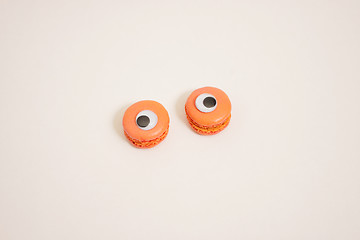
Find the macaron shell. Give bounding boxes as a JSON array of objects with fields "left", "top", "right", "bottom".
[
  {"left": 185, "top": 87, "right": 231, "bottom": 127},
  {"left": 123, "top": 100, "right": 170, "bottom": 142}
]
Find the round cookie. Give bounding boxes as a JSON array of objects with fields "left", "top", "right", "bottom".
[
  {"left": 123, "top": 100, "right": 169, "bottom": 148},
  {"left": 185, "top": 87, "right": 231, "bottom": 135}
]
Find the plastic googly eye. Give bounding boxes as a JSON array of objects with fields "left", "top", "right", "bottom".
[
  {"left": 136, "top": 110, "right": 158, "bottom": 130},
  {"left": 195, "top": 93, "right": 217, "bottom": 113}
]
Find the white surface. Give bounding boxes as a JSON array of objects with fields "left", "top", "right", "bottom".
[{"left": 1, "top": 1, "right": 360, "bottom": 239}]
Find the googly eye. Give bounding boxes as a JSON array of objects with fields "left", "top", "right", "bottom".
[
  {"left": 136, "top": 110, "right": 158, "bottom": 130},
  {"left": 195, "top": 93, "right": 217, "bottom": 113}
]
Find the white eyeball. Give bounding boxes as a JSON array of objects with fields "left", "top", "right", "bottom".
[
  {"left": 195, "top": 93, "right": 217, "bottom": 113},
  {"left": 136, "top": 110, "right": 158, "bottom": 130}
]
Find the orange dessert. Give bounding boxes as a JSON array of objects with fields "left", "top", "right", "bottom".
[
  {"left": 185, "top": 87, "right": 231, "bottom": 135},
  {"left": 123, "top": 100, "right": 170, "bottom": 148}
]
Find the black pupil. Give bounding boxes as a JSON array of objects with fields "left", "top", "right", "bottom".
[
  {"left": 203, "top": 97, "right": 216, "bottom": 108},
  {"left": 137, "top": 115, "right": 150, "bottom": 128}
]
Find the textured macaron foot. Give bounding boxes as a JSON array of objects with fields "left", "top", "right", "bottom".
[
  {"left": 124, "top": 126, "right": 169, "bottom": 148},
  {"left": 186, "top": 107, "right": 231, "bottom": 135}
]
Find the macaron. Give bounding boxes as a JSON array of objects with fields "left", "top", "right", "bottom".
[
  {"left": 122, "top": 100, "right": 170, "bottom": 148},
  {"left": 185, "top": 87, "right": 231, "bottom": 135}
]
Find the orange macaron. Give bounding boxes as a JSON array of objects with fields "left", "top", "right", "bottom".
[
  {"left": 122, "top": 100, "right": 170, "bottom": 148},
  {"left": 185, "top": 87, "right": 231, "bottom": 135}
]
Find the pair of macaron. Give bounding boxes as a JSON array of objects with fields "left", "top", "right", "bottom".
[{"left": 122, "top": 86, "right": 232, "bottom": 148}]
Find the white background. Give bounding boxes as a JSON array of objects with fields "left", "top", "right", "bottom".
[{"left": 1, "top": 0, "right": 360, "bottom": 239}]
